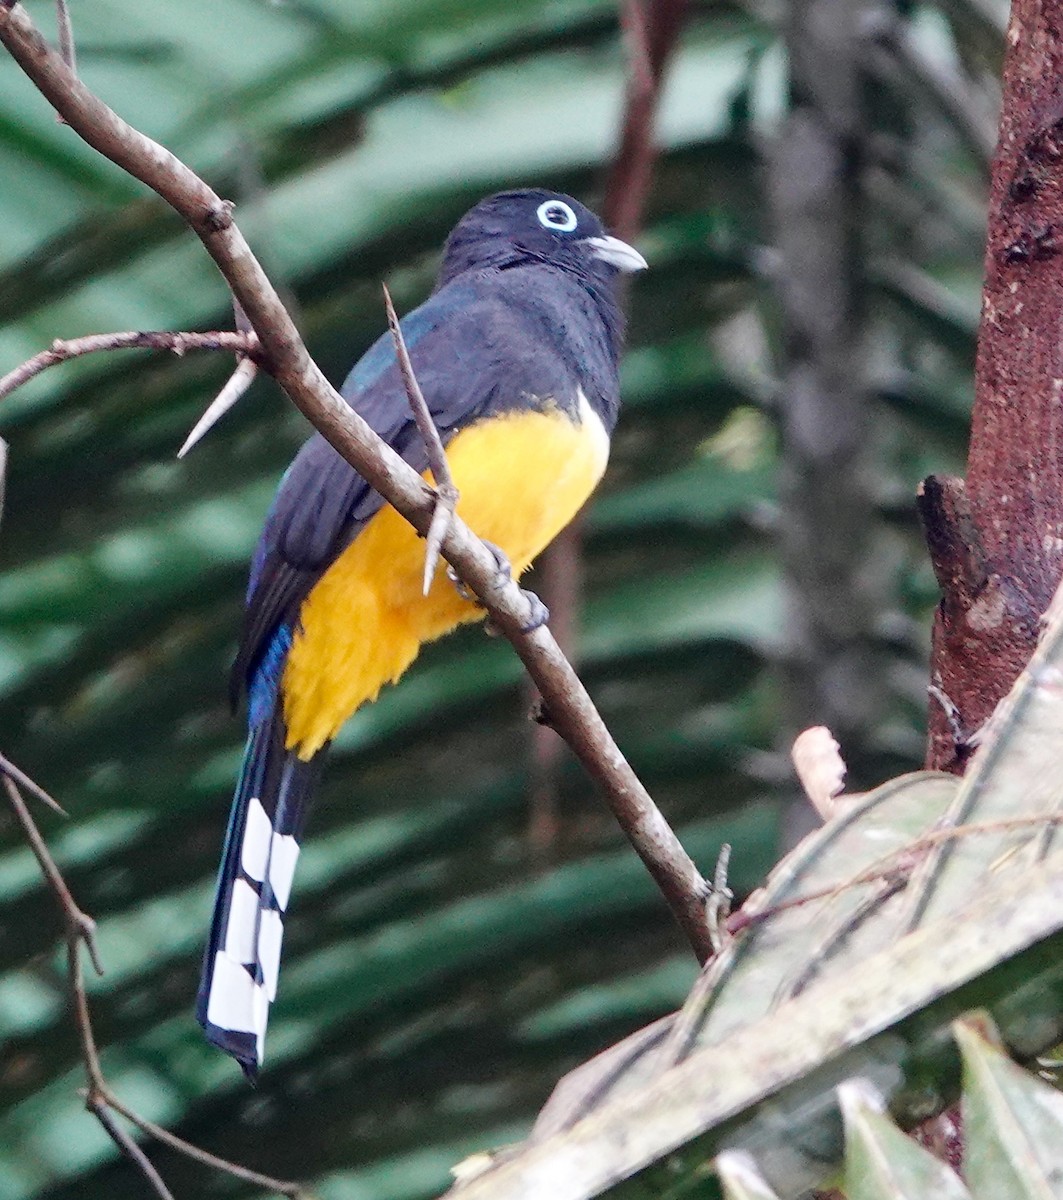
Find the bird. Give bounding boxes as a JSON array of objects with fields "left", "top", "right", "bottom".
[{"left": 196, "top": 188, "right": 647, "bottom": 1077}]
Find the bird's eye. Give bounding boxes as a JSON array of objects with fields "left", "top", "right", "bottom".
[{"left": 536, "top": 199, "right": 578, "bottom": 232}]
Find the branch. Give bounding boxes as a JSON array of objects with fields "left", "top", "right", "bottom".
[
  {"left": 603, "top": 0, "right": 688, "bottom": 241},
  {"left": 3, "top": 765, "right": 310, "bottom": 1198},
  {"left": 86, "top": 1096, "right": 175, "bottom": 1200},
  {"left": 3, "top": 775, "right": 102, "bottom": 974},
  {"left": 0, "top": 749, "right": 66, "bottom": 815},
  {"left": 0, "top": 328, "right": 260, "bottom": 403},
  {"left": 0, "top": 1, "right": 714, "bottom": 961}
]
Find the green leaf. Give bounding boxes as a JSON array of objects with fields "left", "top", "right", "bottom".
[
  {"left": 717, "top": 1151, "right": 782, "bottom": 1200},
  {"left": 957, "top": 1014, "right": 1063, "bottom": 1199},
  {"left": 839, "top": 1079, "right": 972, "bottom": 1200}
]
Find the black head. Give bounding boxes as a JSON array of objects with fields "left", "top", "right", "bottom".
[{"left": 437, "top": 189, "right": 647, "bottom": 288}]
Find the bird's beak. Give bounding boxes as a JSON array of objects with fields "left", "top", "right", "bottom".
[{"left": 583, "top": 235, "right": 648, "bottom": 273}]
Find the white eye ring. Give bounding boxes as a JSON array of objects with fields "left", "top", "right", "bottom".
[{"left": 536, "top": 199, "right": 578, "bottom": 232}]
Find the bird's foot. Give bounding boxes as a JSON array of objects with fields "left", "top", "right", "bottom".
[
  {"left": 483, "top": 590, "right": 550, "bottom": 637},
  {"left": 447, "top": 542, "right": 549, "bottom": 635},
  {"left": 446, "top": 540, "right": 513, "bottom": 602},
  {"left": 514, "top": 590, "right": 550, "bottom": 634}
]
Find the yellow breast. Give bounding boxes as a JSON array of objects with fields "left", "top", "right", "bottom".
[{"left": 282, "top": 395, "right": 610, "bottom": 757}]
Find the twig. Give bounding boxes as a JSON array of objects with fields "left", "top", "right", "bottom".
[
  {"left": 726, "top": 812, "right": 1063, "bottom": 936},
  {"left": 2, "top": 776, "right": 102, "bottom": 973},
  {"left": 177, "top": 354, "right": 259, "bottom": 457},
  {"left": 87, "top": 1097, "right": 175, "bottom": 1200},
  {"left": 0, "top": 750, "right": 65, "bottom": 815},
  {"left": 382, "top": 283, "right": 460, "bottom": 597},
  {"left": 603, "top": 0, "right": 688, "bottom": 241},
  {"left": 99, "top": 1090, "right": 309, "bottom": 1197},
  {"left": 705, "top": 843, "right": 733, "bottom": 954},
  {"left": 0, "top": 329, "right": 260, "bottom": 404},
  {"left": 0, "top": 0, "right": 715, "bottom": 962},
  {"left": 6, "top": 765, "right": 310, "bottom": 1197}
]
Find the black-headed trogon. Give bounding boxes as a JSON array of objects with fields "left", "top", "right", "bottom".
[{"left": 196, "top": 189, "right": 647, "bottom": 1076}]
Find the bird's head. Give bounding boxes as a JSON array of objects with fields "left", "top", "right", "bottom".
[{"left": 437, "top": 189, "right": 648, "bottom": 287}]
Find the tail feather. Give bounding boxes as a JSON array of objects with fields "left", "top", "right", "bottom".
[{"left": 197, "top": 709, "right": 326, "bottom": 1078}]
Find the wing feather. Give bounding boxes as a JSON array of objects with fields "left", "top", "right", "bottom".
[{"left": 232, "top": 267, "right": 593, "bottom": 706}]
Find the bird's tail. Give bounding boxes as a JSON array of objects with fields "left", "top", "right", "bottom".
[{"left": 196, "top": 707, "right": 326, "bottom": 1078}]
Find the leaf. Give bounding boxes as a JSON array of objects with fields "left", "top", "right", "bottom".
[
  {"left": 717, "top": 1151, "right": 782, "bottom": 1200},
  {"left": 956, "top": 1013, "right": 1063, "bottom": 1199},
  {"left": 838, "top": 1079, "right": 972, "bottom": 1200}
]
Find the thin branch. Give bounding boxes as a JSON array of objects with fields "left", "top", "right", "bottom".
[
  {"left": 99, "top": 1089, "right": 310, "bottom": 1198},
  {"left": 382, "top": 283, "right": 460, "bottom": 597},
  {"left": 0, "top": 0, "right": 714, "bottom": 962},
  {"left": 7, "top": 760, "right": 310, "bottom": 1197},
  {"left": 603, "top": 0, "right": 688, "bottom": 242},
  {"left": 2, "top": 776, "right": 102, "bottom": 973},
  {"left": 0, "top": 329, "right": 260, "bottom": 404},
  {"left": 86, "top": 1097, "right": 175, "bottom": 1200},
  {"left": 0, "top": 749, "right": 66, "bottom": 815}
]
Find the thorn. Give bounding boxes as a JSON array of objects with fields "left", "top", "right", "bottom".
[
  {"left": 76, "top": 912, "right": 105, "bottom": 977},
  {"left": 177, "top": 356, "right": 258, "bottom": 457},
  {"left": 0, "top": 754, "right": 67, "bottom": 817},
  {"left": 383, "top": 284, "right": 461, "bottom": 595}
]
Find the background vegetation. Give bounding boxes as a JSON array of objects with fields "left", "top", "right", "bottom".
[{"left": 0, "top": 0, "right": 1002, "bottom": 1196}]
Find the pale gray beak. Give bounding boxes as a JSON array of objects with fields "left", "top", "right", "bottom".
[{"left": 583, "top": 234, "right": 648, "bottom": 273}]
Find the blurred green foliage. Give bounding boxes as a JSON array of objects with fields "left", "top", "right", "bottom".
[{"left": 0, "top": 0, "right": 996, "bottom": 1196}]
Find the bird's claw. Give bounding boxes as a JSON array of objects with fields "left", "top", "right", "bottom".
[
  {"left": 517, "top": 590, "right": 550, "bottom": 634},
  {"left": 484, "top": 590, "right": 549, "bottom": 637},
  {"left": 446, "top": 540, "right": 514, "bottom": 603},
  {"left": 447, "top": 542, "right": 549, "bottom": 636}
]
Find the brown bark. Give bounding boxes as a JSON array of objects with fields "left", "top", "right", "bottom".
[{"left": 923, "top": 0, "right": 1063, "bottom": 771}]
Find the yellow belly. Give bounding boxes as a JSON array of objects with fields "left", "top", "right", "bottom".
[{"left": 282, "top": 399, "right": 609, "bottom": 756}]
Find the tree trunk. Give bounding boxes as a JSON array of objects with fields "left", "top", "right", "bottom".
[{"left": 922, "top": 0, "right": 1063, "bottom": 771}]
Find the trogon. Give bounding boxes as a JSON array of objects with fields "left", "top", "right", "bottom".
[{"left": 196, "top": 188, "right": 647, "bottom": 1076}]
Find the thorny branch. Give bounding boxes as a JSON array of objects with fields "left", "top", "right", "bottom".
[
  {"left": 177, "top": 295, "right": 263, "bottom": 457},
  {"left": 0, "top": 329, "right": 261, "bottom": 403},
  {"left": 2, "top": 765, "right": 310, "bottom": 1198},
  {"left": 0, "top": 0, "right": 714, "bottom": 962}
]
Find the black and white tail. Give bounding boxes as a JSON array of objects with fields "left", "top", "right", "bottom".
[{"left": 196, "top": 709, "right": 325, "bottom": 1078}]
